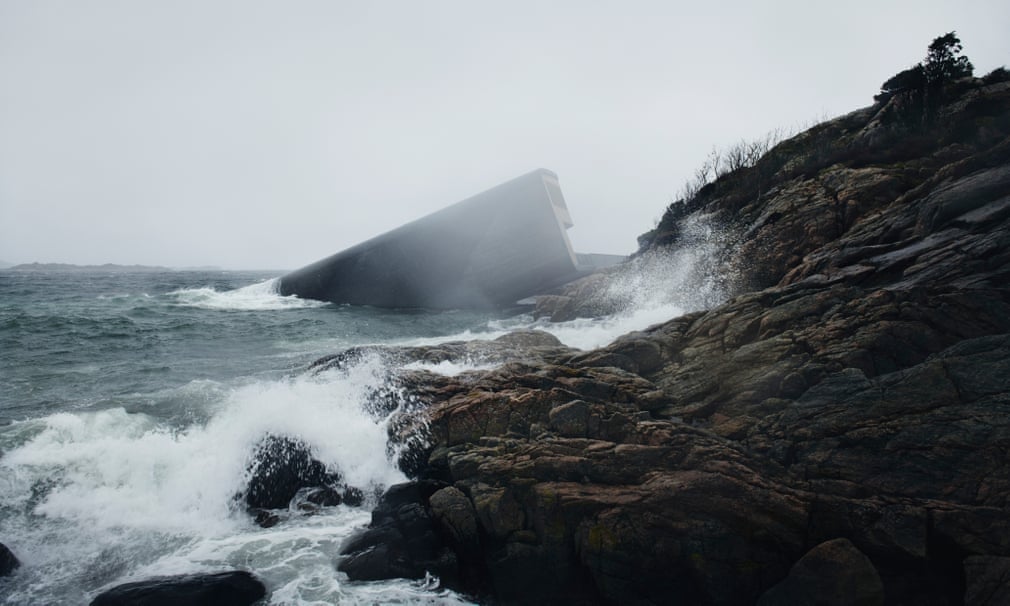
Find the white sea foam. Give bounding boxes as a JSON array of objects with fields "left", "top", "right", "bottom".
[
  {"left": 169, "top": 278, "right": 328, "bottom": 311},
  {"left": 401, "top": 359, "right": 500, "bottom": 376},
  {"left": 528, "top": 302, "right": 686, "bottom": 350},
  {"left": 0, "top": 354, "right": 424, "bottom": 604},
  {"left": 2, "top": 360, "right": 402, "bottom": 532}
]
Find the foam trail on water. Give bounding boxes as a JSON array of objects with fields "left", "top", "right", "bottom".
[
  {"left": 401, "top": 359, "right": 500, "bottom": 376},
  {"left": 528, "top": 303, "right": 687, "bottom": 351},
  {"left": 169, "top": 278, "right": 327, "bottom": 311}
]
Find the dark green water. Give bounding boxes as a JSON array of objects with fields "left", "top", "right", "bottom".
[
  {"left": 0, "top": 269, "right": 504, "bottom": 605},
  {"left": 0, "top": 270, "right": 504, "bottom": 421}
]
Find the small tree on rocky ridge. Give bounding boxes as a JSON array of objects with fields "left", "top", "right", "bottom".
[
  {"left": 875, "top": 31, "right": 974, "bottom": 103},
  {"left": 923, "top": 32, "right": 974, "bottom": 85}
]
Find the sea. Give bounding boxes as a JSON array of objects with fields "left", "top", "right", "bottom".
[{"left": 0, "top": 235, "right": 726, "bottom": 605}]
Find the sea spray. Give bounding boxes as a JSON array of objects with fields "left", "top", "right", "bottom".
[
  {"left": 519, "top": 213, "right": 737, "bottom": 350},
  {"left": 401, "top": 359, "right": 500, "bottom": 376},
  {"left": 169, "top": 278, "right": 328, "bottom": 311},
  {"left": 604, "top": 213, "right": 735, "bottom": 313}
]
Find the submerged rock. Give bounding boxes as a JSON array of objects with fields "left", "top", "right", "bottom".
[
  {"left": 0, "top": 541, "right": 19, "bottom": 577},
  {"left": 89, "top": 571, "right": 266, "bottom": 606}
]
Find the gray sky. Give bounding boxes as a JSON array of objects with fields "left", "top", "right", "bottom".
[{"left": 1, "top": 1, "right": 1007, "bottom": 270}]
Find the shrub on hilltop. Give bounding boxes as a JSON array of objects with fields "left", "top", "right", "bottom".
[{"left": 875, "top": 31, "right": 974, "bottom": 104}]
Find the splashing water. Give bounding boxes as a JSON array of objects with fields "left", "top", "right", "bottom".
[
  {"left": 519, "top": 214, "right": 736, "bottom": 350},
  {"left": 605, "top": 214, "right": 734, "bottom": 313},
  {"left": 401, "top": 359, "right": 500, "bottom": 376},
  {"left": 0, "top": 352, "right": 428, "bottom": 604},
  {"left": 170, "top": 278, "right": 328, "bottom": 311}
]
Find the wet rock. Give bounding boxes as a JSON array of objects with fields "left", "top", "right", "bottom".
[
  {"left": 338, "top": 481, "right": 462, "bottom": 586},
  {"left": 300, "top": 486, "right": 344, "bottom": 508},
  {"left": 429, "top": 486, "right": 487, "bottom": 590},
  {"left": 757, "top": 538, "right": 884, "bottom": 606},
  {"left": 241, "top": 435, "right": 363, "bottom": 527},
  {"left": 250, "top": 509, "right": 281, "bottom": 529},
  {"left": 308, "top": 345, "right": 384, "bottom": 373},
  {"left": 492, "top": 329, "right": 562, "bottom": 348},
  {"left": 547, "top": 400, "right": 592, "bottom": 437},
  {"left": 609, "top": 333, "right": 665, "bottom": 374},
  {"left": 89, "top": 571, "right": 266, "bottom": 606},
  {"left": 532, "top": 273, "right": 620, "bottom": 321},
  {"left": 964, "top": 555, "right": 1010, "bottom": 606},
  {"left": 429, "top": 486, "right": 480, "bottom": 555},
  {"left": 0, "top": 541, "right": 19, "bottom": 577},
  {"left": 244, "top": 435, "right": 338, "bottom": 510}
]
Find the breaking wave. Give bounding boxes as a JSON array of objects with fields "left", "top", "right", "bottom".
[
  {"left": 169, "top": 278, "right": 328, "bottom": 311},
  {"left": 0, "top": 355, "right": 426, "bottom": 604}
]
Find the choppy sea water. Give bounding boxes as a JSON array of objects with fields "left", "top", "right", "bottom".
[{"left": 0, "top": 246, "right": 726, "bottom": 604}]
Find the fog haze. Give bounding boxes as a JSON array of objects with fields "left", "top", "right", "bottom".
[{"left": 1, "top": 1, "right": 1008, "bottom": 269}]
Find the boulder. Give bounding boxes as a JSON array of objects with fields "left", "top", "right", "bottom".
[
  {"left": 244, "top": 435, "right": 336, "bottom": 510},
  {"left": 338, "top": 481, "right": 452, "bottom": 581},
  {"left": 492, "top": 329, "right": 563, "bottom": 348},
  {"left": 757, "top": 538, "right": 884, "bottom": 606},
  {"left": 89, "top": 571, "right": 266, "bottom": 606},
  {"left": 242, "top": 435, "right": 362, "bottom": 526},
  {"left": 428, "top": 487, "right": 479, "bottom": 553}
]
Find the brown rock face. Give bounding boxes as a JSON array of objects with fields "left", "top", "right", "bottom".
[{"left": 337, "top": 80, "right": 1010, "bottom": 604}]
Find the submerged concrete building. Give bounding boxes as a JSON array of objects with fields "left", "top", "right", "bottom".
[{"left": 278, "top": 169, "right": 623, "bottom": 309}]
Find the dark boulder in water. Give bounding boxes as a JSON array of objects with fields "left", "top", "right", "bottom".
[
  {"left": 292, "top": 485, "right": 365, "bottom": 513},
  {"left": 89, "top": 570, "right": 266, "bottom": 606},
  {"left": 242, "top": 435, "right": 363, "bottom": 526},
  {"left": 0, "top": 541, "right": 19, "bottom": 577},
  {"left": 245, "top": 435, "right": 337, "bottom": 510}
]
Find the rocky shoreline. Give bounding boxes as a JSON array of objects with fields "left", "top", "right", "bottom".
[
  {"left": 13, "top": 67, "right": 1004, "bottom": 606},
  {"left": 336, "top": 77, "right": 1010, "bottom": 605}
]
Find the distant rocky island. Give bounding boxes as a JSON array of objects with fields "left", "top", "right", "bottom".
[{"left": 6, "top": 263, "right": 221, "bottom": 272}]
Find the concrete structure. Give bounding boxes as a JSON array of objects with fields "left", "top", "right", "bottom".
[{"left": 278, "top": 169, "right": 624, "bottom": 309}]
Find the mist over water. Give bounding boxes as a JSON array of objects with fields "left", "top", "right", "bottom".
[{"left": 0, "top": 228, "right": 732, "bottom": 604}]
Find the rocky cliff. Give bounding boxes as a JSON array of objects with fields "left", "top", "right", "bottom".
[{"left": 338, "top": 76, "right": 1010, "bottom": 605}]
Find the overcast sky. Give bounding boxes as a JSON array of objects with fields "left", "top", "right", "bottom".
[{"left": 1, "top": 1, "right": 1007, "bottom": 270}]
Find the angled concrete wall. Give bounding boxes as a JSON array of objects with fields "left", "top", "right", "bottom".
[{"left": 278, "top": 169, "right": 600, "bottom": 309}]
